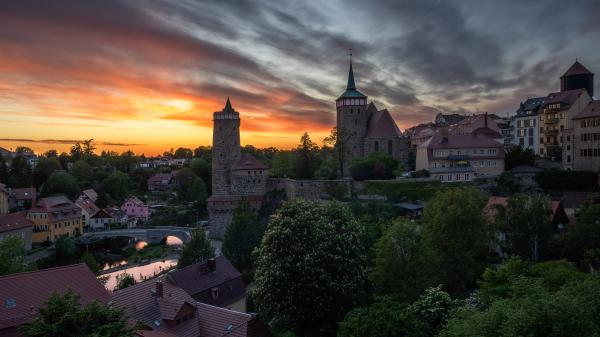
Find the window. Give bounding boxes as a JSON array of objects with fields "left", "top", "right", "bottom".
[
  {"left": 447, "top": 174, "right": 453, "bottom": 182},
  {"left": 465, "top": 174, "right": 470, "bottom": 181},
  {"left": 388, "top": 140, "right": 393, "bottom": 155},
  {"left": 374, "top": 141, "right": 379, "bottom": 151}
]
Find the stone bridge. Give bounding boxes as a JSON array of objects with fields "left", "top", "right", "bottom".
[{"left": 76, "top": 226, "right": 193, "bottom": 245}]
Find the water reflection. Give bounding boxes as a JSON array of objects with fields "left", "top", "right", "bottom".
[
  {"left": 165, "top": 236, "right": 183, "bottom": 246},
  {"left": 135, "top": 241, "right": 148, "bottom": 250},
  {"left": 102, "top": 258, "right": 178, "bottom": 291}
]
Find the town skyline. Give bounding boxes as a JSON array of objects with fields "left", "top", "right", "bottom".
[{"left": 2, "top": 0, "right": 600, "bottom": 155}]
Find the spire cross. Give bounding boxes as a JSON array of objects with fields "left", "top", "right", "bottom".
[{"left": 349, "top": 48, "right": 352, "bottom": 63}]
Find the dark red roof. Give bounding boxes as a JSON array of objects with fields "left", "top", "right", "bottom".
[
  {"left": 10, "top": 188, "right": 35, "bottom": 201},
  {"left": 232, "top": 154, "right": 268, "bottom": 170},
  {"left": 544, "top": 89, "right": 586, "bottom": 108},
  {"left": 561, "top": 61, "right": 593, "bottom": 77},
  {"left": 30, "top": 196, "right": 80, "bottom": 222},
  {"left": 574, "top": 100, "right": 600, "bottom": 120},
  {"left": 423, "top": 133, "right": 504, "bottom": 150},
  {"left": 112, "top": 276, "right": 266, "bottom": 337},
  {"left": 0, "top": 213, "right": 33, "bottom": 234},
  {"left": 167, "top": 256, "right": 245, "bottom": 307},
  {"left": 207, "top": 195, "right": 264, "bottom": 203},
  {"left": 366, "top": 109, "right": 402, "bottom": 138},
  {"left": 0, "top": 264, "right": 110, "bottom": 332}
]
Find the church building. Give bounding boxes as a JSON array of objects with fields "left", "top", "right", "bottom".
[{"left": 335, "top": 60, "right": 409, "bottom": 176}]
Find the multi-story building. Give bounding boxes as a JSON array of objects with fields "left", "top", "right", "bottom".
[
  {"left": 0, "top": 183, "right": 9, "bottom": 215},
  {"left": 121, "top": 196, "right": 149, "bottom": 223},
  {"left": 335, "top": 60, "right": 409, "bottom": 176},
  {"left": 75, "top": 194, "right": 100, "bottom": 231},
  {"left": 27, "top": 196, "right": 83, "bottom": 243},
  {"left": 512, "top": 96, "right": 546, "bottom": 155},
  {"left": 9, "top": 187, "right": 36, "bottom": 211},
  {"left": 539, "top": 88, "right": 591, "bottom": 166},
  {"left": 538, "top": 61, "right": 594, "bottom": 169},
  {"left": 573, "top": 100, "right": 600, "bottom": 171},
  {"left": 416, "top": 130, "right": 505, "bottom": 182},
  {"left": 208, "top": 99, "right": 268, "bottom": 239},
  {"left": 0, "top": 213, "right": 33, "bottom": 250}
]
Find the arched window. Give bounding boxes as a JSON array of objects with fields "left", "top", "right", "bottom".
[
  {"left": 388, "top": 140, "right": 393, "bottom": 155},
  {"left": 374, "top": 141, "right": 379, "bottom": 151}
]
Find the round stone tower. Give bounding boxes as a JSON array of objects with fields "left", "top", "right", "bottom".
[
  {"left": 336, "top": 59, "right": 369, "bottom": 176},
  {"left": 212, "top": 98, "right": 241, "bottom": 195}
]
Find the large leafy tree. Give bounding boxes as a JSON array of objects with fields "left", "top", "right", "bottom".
[
  {"left": 324, "top": 126, "right": 353, "bottom": 177},
  {"left": 177, "top": 228, "right": 214, "bottom": 268},
  {"left": 371, "top": 221, "right": 438, "bottom": 302},
  {"left": 8, "top": 155, "right": 32, "bottom": 188},
  {"left": 563, "top": 204, "right": 600, "bottom": 269},
  {"left": 253, "top": 199, "right": 368, "bottom": 337},
  {"left": 422, "top": 187, "right": 490, "bottom": 296},
  {"left": 504, "top": 145, "right": 535, "bottom": 170},
  {"left": 22, "top": 290, "right": 136, "bottom": 337},
  {"left": 350, "top": 152, "right": 399, "bottom": 181},
  {"left": 100, "top": 171, "right": 130, "bottom": 203},
  {"left": 32, "top": 157, "right": 62, "bottom": 188},
  {"left": 495, "top": 194, "right": 552, "bottom": 262},
  {"left": 70, "top": 160, "right": 94, "bottom": 186},
  {"left": 222, "top": 201, "right": 264, "bottom": 272},
  {"left": 0, "top": 236, "right": 30, "bottom": 276},
  {"left": 190, "top": 157, "right": 211, "bottom": 188},
  {"left": 41, "top": 171, "right": 80, "bottom": 200},
  {"left": 175, "top": 168, "right": 197, "bottom": 201}
]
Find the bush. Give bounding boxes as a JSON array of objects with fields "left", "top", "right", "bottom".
[
  {"left": 535, "top": 170, "right": 597, "bottom": 191},
  {"left": 350, "top": 152, "right": 398, "bottom": 181}
]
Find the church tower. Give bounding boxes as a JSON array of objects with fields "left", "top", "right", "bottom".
[
  {"left": 336, "top": 58, "right": 369, "bottom": 176},
  {"left": 561, "top": 60, "right": 594, "bottom": 97},
  {"left": 211, "top": 98, "right": 241, "bottom": 195}
]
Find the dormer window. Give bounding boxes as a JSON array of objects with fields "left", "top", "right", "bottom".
[{"left": 211, "top": 287, "right": 219, "bottom": 300}]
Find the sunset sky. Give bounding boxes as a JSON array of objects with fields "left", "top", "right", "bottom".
[{"left": 1, "top": 0, "right": 599, "bottom": 155}]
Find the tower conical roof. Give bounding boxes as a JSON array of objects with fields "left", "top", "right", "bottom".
[
  {"left": 337, "top": 59, "right": 366, "bottom": 99},
  {"left": 223, "top": 97, "right": 235, "bottom": 112},
  {"left": 562, "top": 60, "right": 593, "bottom": 77}
]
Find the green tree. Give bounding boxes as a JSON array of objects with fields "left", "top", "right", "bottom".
[
  {"left": 118, "top": 151, "right": 138, "bottom": 174},
  {"left": 177, "top": 228, "right": 214, "bottom": 268},
  {"left": 563, "top": 204, "right": 600, "bottom": 269},
  {"left": 70, "top": 160, "right": 94, "bottom": 186},
  {"left": 100, "top": 171, "right": 130, "bottom": 202},
  {"left": 371, "top": 221, "right": 438, "bottom": 302},
  {"left": 338, "top": 298, "right": 424, "bottom": 337},
  {"left": 190, "top": 157, "right": 211, "bottom": 187},
  {"left": 81, "top": 252, "right": 100, "bottom": 275},
  {"left": 54, "top": 236, "right": 79, "bottom": 263},
  {"left": 81, "top": 139, "right": 96, "bottom": 159},
  {"left": 294, "top": 132, "right": 320, "bottom": 179},
  {"left": 115, "top": 273, "right": 136, "bottom": 290},
  {"left": 0, "top": 236, "right": 29, "bottom": 276},
  {"left": 406, "top": 286, "right": 461, "bottom": 336},
  {"left": 270, "top": 151, "right": 294, "bottom": 178},
  {"left": 15, "top": 146, "right": 34, "bottom": 154},
  {"left": 174, "top": 147, "right": 193, "bottom": 159},
  {"left": 0, "top": 154, "right": 9, "bottom": 184},
  {"left": 8, "top": 155, "right": 32, "bottom": 188},
  {"left": 41, "top": 171, "right": 80, "bottom": 200},
  {"left": 175, "top": 168, "right": 197, "bottom": 201},
  {"left": 324, "top": 126, "right": 352, "bottom": 177},
  {"left": 504, "top": 145, "right": 535, "bottom": 170},
  {"left": 191, "top": 178, "right": 208, "bottom": 212},
  {"left": 44, "top": 149, "right": 58, "bottom": 158},
  {"left": 22, "top": 290, "right": 136, "bottom": 337},
  {"left": 495, "top": 194, "right": 552, "bottom": 262},
  {"left": 32, "top": 157, "right": 62, "bottom": 188},
  {"left": 350, "top": 152, "right": 398, "bottom": 181},
  {"left": 222, "top": 201, "right": 264, "bottom": 272},
  {"left": 253, "top": 199, "right": 367, "bottom": 337},
  {"left": 70, "top": 142, "right": 84, "bottom": 161},
  {"left": 422, "top": 187, "right": 490, "bottom": 296}
]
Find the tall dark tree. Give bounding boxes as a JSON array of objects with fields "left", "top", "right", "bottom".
[
  {"left": 222, "top": 201, "right": 264, "bottom": 272},
  {"left": 177, "top": 228, "right": 214, "bottom": 268},
  {"left": 324, "top": 126, "right": 352, "bottom": 177},
  {"left": 174, "top": 147, "right": 193, "bottom": 159},
  {"left": 32, "top": 157, "right": 62, "bottom": 188},
  {"left": 40, "top": 171, "right": 79, "bottom": 200},
  {"left": 563, "top": 204, "right": 600, "bottom": 269},
  {"left": 294, "top": 132, "right": 320, "bottom": 179},
  {"left": 422, "top": 187, "right": 490, "bottom": 296},
  {"left": 100, "top": 171, "right": 130, "bottom": 203},
  {"left": 504, "top": 145, "right": 535, "bottom": 170},
  {"left": 8, "top": 155, "right": 32, "bottom": 188}
]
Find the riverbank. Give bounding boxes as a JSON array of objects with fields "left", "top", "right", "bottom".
[{"left": 99, "top": 253, "right": 179, "bottom": 275}]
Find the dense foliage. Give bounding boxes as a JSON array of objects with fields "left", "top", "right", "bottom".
[
  {"left": 253, "top": 199, "right": 368, "bottom": 337},
  {"left": 177, "top": 228, "right": 214, "bottom": 268},
  {"left": 504, "top": 145, "right": 535, "bottom": 170},
  {"left": 535, "top": 170, "right": 598, "bottom": 191},
  {"left": 350, "top": 152, "right": 399, "bottom": 181},
  {"left": 222, "top": 201, "right": 264, "bottom": 273},
  {"left": 22, "top": 290, "right": 136, "bottom": 337}
]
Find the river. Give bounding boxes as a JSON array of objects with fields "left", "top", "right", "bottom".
[{"left": 102, "top": 257, "right": 178, "bottom": 291}]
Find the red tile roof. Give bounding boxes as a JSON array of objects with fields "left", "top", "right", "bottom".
[
  {"left": 483, "top": 196, "right": 563, "bottom": 221},
  {"left": 366, "top": 109, "right": 402, "bottom": 138},
  {"left": 112, "top": 276, "right": 267, "bottom": 337},
  {"left": 561, "top": 61, "right": 593, "bottom": 77},
  {"left": 422, "top": 133, "right": 504, "bottom": 150},
  {"left": 10, "top": 188, "right": 35, "bottom": 201},
  {"left": 0, "top": 264, "right": 110, "bottom": 332},
  {"left": 76, "top": 198, "right": 100, "bottom": 215},
  {"left": 30, "top": 196, "right": 81, "bottom": 222},
  {"left": 232, "top": 154, "right": 268, "bottom": 170},
  {"left": 0, "top": 213, "right": 33, "bottom": 234},
  {"left": 574, "top": 100, "right": 600, "bottom": 120}
]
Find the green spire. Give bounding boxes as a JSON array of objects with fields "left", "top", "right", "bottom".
[
  {"left": 347, "top": 60, "right": 356, "bottom": 90},
  {"left": 224, "top": 97, "right": 234, "bottom": 112}
]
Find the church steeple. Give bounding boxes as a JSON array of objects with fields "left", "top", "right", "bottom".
[
  {"left": 223, "top": 97, "right": 235, "bottom": 112},
  {"left": 347, "top": 59, "right": 356, "bottom": 90}
]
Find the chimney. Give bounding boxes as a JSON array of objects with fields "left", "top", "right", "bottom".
[
  {"left": 155, "top": 280, "right": 163, "bottom": 297},
  {"left": 207, "top": 258, "right": 216, "bottom": 272}
]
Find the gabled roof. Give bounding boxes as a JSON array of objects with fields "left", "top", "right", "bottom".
[
  {"left": 366, "top": 109, "right": 402, "bottom": 138},
  {"left": 561, "top": 60, "right": 594, "bottom": 77},
  {"left": 516, "top": 96, "right": 547, "bottom": 116},
  {"left": 0, "top": 264, "right": 110, "bottom": 331},
  {"left": 574, "top": 100, "right": 600, "bottom": 120},
  {"left": 123, "top": 196, "right": 146, "bottom": 207},
  {"left": 231, "top": 154, "right": 268, "bottom": 170},
  {"left": 0, "top": 213, "right": 33, "bottom": 233},
  {"left": 81, "top": 189, "right": 98, "bottom": 202},
  {"left": 167, "top": 256, "right": 245, "bottom": 307},
  {"left": 75, "top": 198, "right": 100, "bottom": 215},
  {"left": 483, "top": 196, "right": 565, "bottom": 223},
  {"left": 91, "top": 209, "right": 113, "bottom": 219},
  {"left": 421, "top": 132, "right": 504, "bottom": 150},
  {"left": 544, "top": 89, "right": 586, "bottom": 107},
  {"left": 36, "top": 195, "right": 73, "bottom": 209}
]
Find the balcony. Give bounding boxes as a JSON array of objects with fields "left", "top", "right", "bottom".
[
  {"left": 544, "top": 129, "right": 559, "bottom": 136},
  {"left": 430, "top": 165, "right": 475, "bottom": 174},
  {"left": 545, "top": 117, "right": 559, "bottom": 124},
  {"left": 447, "top": 154, "right": 469, "bottom": 161}
]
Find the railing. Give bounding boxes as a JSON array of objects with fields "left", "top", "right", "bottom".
[
  {"left": 447, "top": 154, "right": 469, "bottom": 161},
  {"left": 545, "top": 117, "right": 559, "bottom": 124},
  {"left": 544, "top": 129, "right": 559, "bottom": 136}
]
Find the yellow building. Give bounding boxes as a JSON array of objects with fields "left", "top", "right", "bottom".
[
  {"left": 27, "top": 195, "right": 82, "bottom": 243},
  {"left": 0, "top": 183, "right": 8, "bottom": 215}
]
